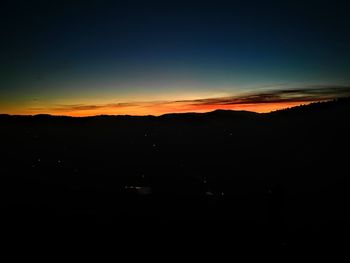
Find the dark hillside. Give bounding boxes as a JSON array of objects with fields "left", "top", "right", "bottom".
[{"left": 1, "top": 98, "right": 349, "bottom": 248}]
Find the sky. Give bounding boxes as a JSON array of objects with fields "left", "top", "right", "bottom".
[{"left": 1, "top": 0, "right": 350, "bottom": 116}]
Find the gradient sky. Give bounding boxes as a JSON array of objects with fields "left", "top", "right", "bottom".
[{"left": 1, "top": 0, "right": 350, "bottom": 116}]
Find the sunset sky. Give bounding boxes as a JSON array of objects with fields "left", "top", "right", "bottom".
[{"left": 1, "top": 0, "right": 350, "bottom": 116}]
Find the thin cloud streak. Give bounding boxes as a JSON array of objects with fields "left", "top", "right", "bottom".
[{"left": 183, "top": 86, "right": 350, "bottom": 106}]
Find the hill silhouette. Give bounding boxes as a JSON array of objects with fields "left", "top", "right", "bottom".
[{"left": 1, "top": 98, "right": 350, "bottom": 248}]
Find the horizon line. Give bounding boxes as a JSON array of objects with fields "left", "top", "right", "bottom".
[
  {"left": 2, "top": 85, "right": 349, "bottom": 117},
  {"left": 1, "top": 98, "right": 341, "bottom": 118}
]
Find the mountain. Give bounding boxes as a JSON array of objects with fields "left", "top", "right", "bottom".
[{"left": 1, "top": 98, "right": 349, "bottom": 248}]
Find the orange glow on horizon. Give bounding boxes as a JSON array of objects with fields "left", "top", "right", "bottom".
[{"left": 9, "top": 100, "right": 316, "bottom": 117}]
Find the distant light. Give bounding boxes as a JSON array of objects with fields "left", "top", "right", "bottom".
[{"left": 125, "top": 186, "right": 152, "bottom": 195}]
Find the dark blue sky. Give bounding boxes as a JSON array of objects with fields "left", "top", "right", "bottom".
[{"left": 1, "top": 0, "right": 350, "bottom": 115}]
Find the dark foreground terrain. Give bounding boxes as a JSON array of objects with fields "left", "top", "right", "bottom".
[{"left": 1, "top": 98, "right": 350, "bottom": 250}]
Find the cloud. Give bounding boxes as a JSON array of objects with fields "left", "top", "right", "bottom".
[
  {"left": 177, "top": 85, "right": 350, "bottom": 106},
  {"left": 45, "top": 102, "right": 140, "bottom": 112}
]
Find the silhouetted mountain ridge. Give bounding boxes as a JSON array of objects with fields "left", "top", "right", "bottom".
[
  {"left": 1, "top": 98, "right": 349, "bottom": 122},
  {"left": 1, "top": 97, "right": 350, "bottom": 247}
]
